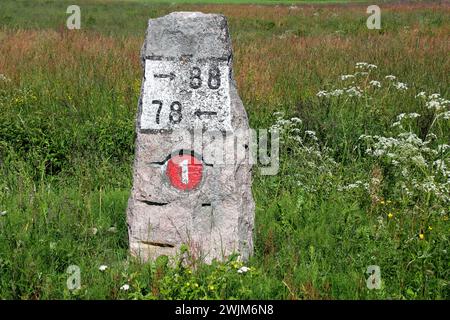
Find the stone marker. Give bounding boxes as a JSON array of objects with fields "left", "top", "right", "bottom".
[{"left": 127, "top": 12, "right": 255, "bottom": 263}]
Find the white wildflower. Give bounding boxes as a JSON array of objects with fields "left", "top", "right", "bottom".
[
  {"left": 394, "top": 82, "right": 408, "bottom": 91},
  {"left": 407, "top": 113, "right": 421, "bottom": 119},
  {"left": 426, "top": 100, "right": 442, "bottom": 110},
  {"left": 329, "top": 89, "right": 344, "bottom": 97},
  {"left": 373, "top": 148, "right": 384, "bottom": 157},
  {"left": 434, "top": 160, "right": 448, "bottom": 176},
  {"left": 429, "top": 93, "right": 441, "bottom": 99},
  {"left": 338, "top": 180, "right": 369, "bottom": 191},
  {"left": 386, "top": 152, "right": 396, "bottom": 158},
  {"left": 426, "top": 133, "right": 437, "bottom": 141},
  {"left": 330, "top": 89, "right": 344, "bottom": 97},
  {"left": 0, "top": 74, "right": 11, "bottom": 82},
  {"left": 438, "top": 111, "right": 450, "bottom": 120},
  {"left": 273, "top": 111, "right": 284, "bottom": 117},
  {"left": 0, "top": 210, "right": 6, "bottom": 216},
  {"left": 340, "top": 74, "right": 355, "bottom": 80},
  {"left": 398, "top": 132, "right": 423, "bottom": 145},
  {"left": 305, "top": 130, "right": 318, "bottom": 141},
  {"left": 355, "top": 62, "right": 376, "bottom": 70},
  {"left": 411, "top": 155, "right": 427, "bottom": 167},
  {"left": 290, "top": 117, "right": 302, "bottom": 124},
  {"left": 120, "top": 284, "right": 130, "bottom": 291},
  {"left": 385, "top": 75, "right": 396, "bottom": 80},
  {"left": 271, "top": 124, "right": 281, "bottom": 131},
  {"left": 346, "top": 86, "right": 363, "bottom": 97},
  {"left": 416, "top": 91, "right": 426, "bottom": 98},
  {"left": 437, "top": 144, "right": 450, "bottom": 153},
  {"left": 402, "top": 168, "right": 409, "bottom": 177},
  {"left": 425, "top": 96, "right": 449, "bottom": 111},
  {"left": 397, "top": 113, "right": 420, "bottom": 121},
  {"left": 237, "top": 266, "right": 250, "bottom": 274},
  {"left": 317, "top": 90, "right": 329, "bottom": 98},
  {"left": 369, "top": 80, "right": 381, "bottom": 88},
  {"left": 99, "top": 265, "right": 108, "bottom": 272}
]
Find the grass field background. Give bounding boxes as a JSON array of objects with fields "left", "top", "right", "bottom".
[{"left": 0, "top": 0, "right": 449, "bottom": 299}]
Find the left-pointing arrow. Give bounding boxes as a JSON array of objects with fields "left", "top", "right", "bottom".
[
  {"left": 154, "top": 73, "right": 175, "bottom": 80},
  {"left": 194, "top": 110, "right": 218, "bottom": 118}
]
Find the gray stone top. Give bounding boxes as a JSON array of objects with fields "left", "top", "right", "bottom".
[{"left": 141, "top": 12, "right": 232, "bottom": 61}]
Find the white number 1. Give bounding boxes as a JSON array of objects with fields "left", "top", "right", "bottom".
[{"left": 180, "top": 159, "right": 189, "bottom": 184}]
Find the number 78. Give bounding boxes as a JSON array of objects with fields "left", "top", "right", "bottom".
[{"left": 152, "top": 100, "right": 182, "bottom": 125}]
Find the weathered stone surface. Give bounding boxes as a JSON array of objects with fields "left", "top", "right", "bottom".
[{"left": 127, "top": 12, "right": 254, "bottom": 263}]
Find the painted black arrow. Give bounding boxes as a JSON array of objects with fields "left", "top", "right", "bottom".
[
  {"left": 194, "top": 110, "right": 218, "bottom": 118},
  {"left": 154, "top": 72, "right": 175, "bottom": 80}
]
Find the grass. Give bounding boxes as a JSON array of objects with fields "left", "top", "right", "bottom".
[{"left": 0, "top": 0, "right": 449, "bottom": 299}]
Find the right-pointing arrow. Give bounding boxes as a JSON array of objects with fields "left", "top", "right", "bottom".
[{"left": 154, "top": 72, "right": 175, "bottom": 80}]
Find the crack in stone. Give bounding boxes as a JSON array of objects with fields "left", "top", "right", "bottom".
[
  {"left": 139, "top": 200, "right": 168, "bottom": 206},
  {"left": 140, "top": 240, "right": 175, "bottom": 248}
]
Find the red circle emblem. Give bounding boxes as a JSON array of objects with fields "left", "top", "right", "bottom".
[{"left": 165, "top": 153, "right": 203, "bottom": 191}]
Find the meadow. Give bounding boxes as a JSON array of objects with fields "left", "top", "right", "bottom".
[{"left": 0, "top": 0, "right": 449, "bottom": 299}]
